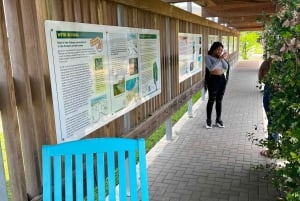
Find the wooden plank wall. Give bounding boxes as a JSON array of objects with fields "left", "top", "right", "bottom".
[
  {"left": 0, "top": 0, "right": 239, "bottom": 200},
  {"left": 0, "top": 1, "right": 28, "bottom": 200}
]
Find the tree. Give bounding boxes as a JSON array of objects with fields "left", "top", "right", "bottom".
[{"left": 239, "top": 31, "right": 261, "bottom": 59}]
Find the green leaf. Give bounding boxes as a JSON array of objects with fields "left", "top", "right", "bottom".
[
  {"left": 294, "top": 24, "right": 300, "bottom": 35},
  {"left": 290, "top": 152, "right": 298, "bottom": 159}
]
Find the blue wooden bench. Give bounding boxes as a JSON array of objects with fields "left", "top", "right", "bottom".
[{"left": 42, "top": 138, "right": 149, "bottom": 201}]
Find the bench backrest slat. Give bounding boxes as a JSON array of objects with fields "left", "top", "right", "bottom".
[{"left": 42, "top": 138, "right": 148, "bottom": 201}]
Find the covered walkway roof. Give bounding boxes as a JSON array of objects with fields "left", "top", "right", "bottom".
[{"left": 163, "top": 0, "right": 278, "bottom": 31}]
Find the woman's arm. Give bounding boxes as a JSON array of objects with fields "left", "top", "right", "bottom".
[
  {"left": 220, "top": 52, "right": 229, "bottom": 70},
  {"left": 205, "top": 55, "right": 220, "bottom": 71},
  {"left": 221, "top": 59, "right": 229, "bottom": 70}
]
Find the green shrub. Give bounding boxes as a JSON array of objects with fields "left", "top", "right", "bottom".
[{"left": 260, "top": 0, "right": 300, "bottom": 200}]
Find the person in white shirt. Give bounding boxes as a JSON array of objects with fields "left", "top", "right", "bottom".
[{"left": 205, "top": 42, "right": 228, "bottom": 129}]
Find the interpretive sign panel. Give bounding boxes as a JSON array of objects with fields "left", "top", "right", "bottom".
[
  {"left": 208, "top": 35, "right": 219, "bottom": 50},
  {"left": 229, "top": 36, "right": 234, "bottom": 53},
  {"left": 178, "top": 33, "right": 202, "bottom": 82},
  {"left": 234, "top": 36, "right": 238, "bottom": 52},
  {"left": 45, "top": 21, "right": 161, "bottom": 143},
  {"left": 222, "top": 36, "right": 229, "bottom": 52}
]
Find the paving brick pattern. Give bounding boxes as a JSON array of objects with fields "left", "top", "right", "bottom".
[{"left": 146, "top": 61, "right": 279, "bottom": 201}]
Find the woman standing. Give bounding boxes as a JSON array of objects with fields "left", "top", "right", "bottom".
[
  {"left": 258, "top": 56, "right": 279, "bottom": 157},
  {"left": 205, "top": 42, "right": 229, "bottom": 129}
]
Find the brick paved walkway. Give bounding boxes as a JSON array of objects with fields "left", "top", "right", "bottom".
[{"left": 146, "top": 61, "right": 279, "bottom": 201}]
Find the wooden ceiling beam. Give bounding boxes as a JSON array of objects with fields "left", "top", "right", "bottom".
[
  {"left": 202, "top": 5, "right": 276, "bottom": 17},
  {"left": 204, "top": 2, "right": 275, "bottom": 11},
  {"left": 161, "top": 0, "right": 278, "bottom": 31},
  {"left": 163, "top": 0, "right": 188, "bottom": 3},
  {"left": 162, "top": 0, "right": 216, "bottom": 7},
  {"left": 211, "top": 0, "right": 274, "bottom": 4},
  {"left": 218, "top": 15, "right": 269, "bottom": 24},
  {"left": 236, "top": 26, "right": 264, "bottom": 31},
  {"left": 230, "top": 21, "right": 263, "bottom": 27},
  {"left": 193, "top": 0, "right": 216, "bottom": 7}
]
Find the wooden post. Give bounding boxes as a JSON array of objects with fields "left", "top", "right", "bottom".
[
  {"left": 165, "top": 17, "right": 173, "bottom": 140},
  {"left": 0, "top": 1, "right": 27, "bottom": 199},
  {"left": 2, "top": 0, "right": 41, "bottom": 198}
]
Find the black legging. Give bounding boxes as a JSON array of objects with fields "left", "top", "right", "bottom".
[{"left": 206, "top": 74, "right": 226, "bottom": 122}]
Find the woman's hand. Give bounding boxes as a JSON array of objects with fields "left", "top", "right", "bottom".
[{"left": 219, "top": 52, "right": 228, "bottom": 60}]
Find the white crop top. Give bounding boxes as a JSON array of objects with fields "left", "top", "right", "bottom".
[{"left": 205, "top": 54, "right": 228, "bottom": 73}]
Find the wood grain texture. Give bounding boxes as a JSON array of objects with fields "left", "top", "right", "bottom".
[{"left": 0, "top": 1, "right": 28, "bottom": 200}]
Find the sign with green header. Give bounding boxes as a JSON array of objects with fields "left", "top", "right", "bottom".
[{"left": 45, "top": 20, "right": 161, "bottom": 143}]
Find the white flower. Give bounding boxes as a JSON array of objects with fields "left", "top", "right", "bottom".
[
  {"left": 287, "top": 38, "right": 299, "bottom": 52},
  {"left": 280, "top": 43, "right": 287, "bottom": 52},
  {"left": 271, "top": 55, "right": 283, "bottom": 61},
  {"left": 282, "top": 19, "right": 290, "bottom": 27},
  {"left": 290, "top": 38, "right": 296, "bottom": 46}
]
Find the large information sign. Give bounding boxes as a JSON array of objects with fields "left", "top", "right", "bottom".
[
  {"left": 178, "top": 33, "right": 202, "bottom": 82},
  {"left": 222, "top": 36, "right": 229, "bottom": 52},
  {"left": 45, "top": 21, "right": 161, "bottom": 143},
  {"left": 229, "top": 36, "right": 234, "bottom": 53},
  {"left": 208, "top": 35, "right": 219, "bottom": 50}
]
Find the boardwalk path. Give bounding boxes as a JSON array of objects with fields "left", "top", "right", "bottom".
[{"left": 146, "top": 60, "right": 278, "bottom": 201}]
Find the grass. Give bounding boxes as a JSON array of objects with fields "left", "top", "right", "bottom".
[
  {"left": 146, "top": 91, "right": 201, "bottom": 152},
  {"left": 0, "top": 131, "right": 11, "bottom": 201},
  {"left": 239, "top": 44, "right": 264, "bottom": 60}
]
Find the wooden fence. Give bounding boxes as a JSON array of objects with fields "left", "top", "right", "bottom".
[{"left": 0, "top": 0, "right": 239, "bottom": 200}]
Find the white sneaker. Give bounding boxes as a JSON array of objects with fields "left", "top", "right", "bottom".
[
  {"left": 216, "top": 120, "right": 225, "bottom": 128},
  {"left": 206, "top": 120, "right": 212, "bottom": 129}
]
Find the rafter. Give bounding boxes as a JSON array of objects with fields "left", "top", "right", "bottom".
[
  {"left": 204, "top": 2, "right": 276, "bottom": 11},
  {"left": 193, "top": 0, "right": 216, "bottom": 6},
  {"left": 202, "top": 4, "right": 275, "bottom": 17},
  {"left": 219, "top": 15, "right": 270, "bottom": 23},
  {"left": 162, "top": 0, "right": 216, "bottom": 6},
  {"left": 162, "top": 0, "right": 278, "bottom": 31}
]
